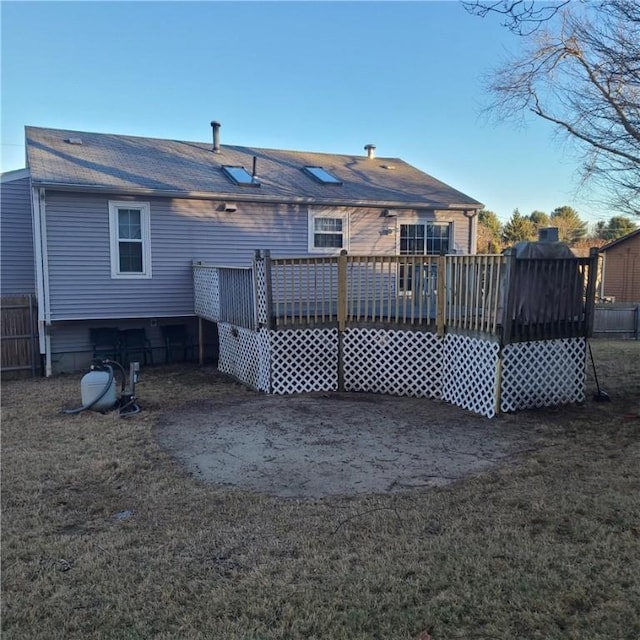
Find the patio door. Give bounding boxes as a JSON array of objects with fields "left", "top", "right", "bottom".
[{"left": 398, "top": 223, "right": 451, "bottom": 308}]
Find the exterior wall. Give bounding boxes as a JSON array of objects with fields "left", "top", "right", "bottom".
[
  {"left": 602, "top": 234, "right": 640, "bottom": 303},
  {"left": 43, "top": 190, "right": 473, "bottom": 321},
  {"left": 1, "top": 173, "right": 35, "bottom": 295}
]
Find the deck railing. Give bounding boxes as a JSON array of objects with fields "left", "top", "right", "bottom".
[
  {"left": 446, "top": 255, "right": 506, "bottom": 335},
  {"left": 194, "top": 248, "right": 598, "bottom": 343}
]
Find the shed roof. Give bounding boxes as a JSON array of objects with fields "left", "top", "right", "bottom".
[
  {"left": 599, "top": 228, "right": 640, "bottom": 252},
  {"left": 25, "top": 126, "right": 483, "bottom": 209}
]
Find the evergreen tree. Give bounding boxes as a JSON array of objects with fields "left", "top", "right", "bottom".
[
  {"left": 528, "top": 210, "right": 550, "bottom": 228},
  {"left": 550, "top": 206, "right": 588, "bottom": 244},
  {"left": 596, "top": 216, "right": 638, "bottom": 241},
  {"left": 502, "top": 208, "right": 536, "bottom": 245}
]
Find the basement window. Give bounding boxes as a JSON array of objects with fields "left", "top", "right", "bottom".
[
  {"left": 222, "top": 165, "right": 260, "bottom": 187},
  {"left": 303, "top": 166, "right": 342, "bottom": 185}
]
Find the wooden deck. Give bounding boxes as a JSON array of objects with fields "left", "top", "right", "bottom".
[{"left": 194, "top": 249, "right": 598, "bottom": 345}]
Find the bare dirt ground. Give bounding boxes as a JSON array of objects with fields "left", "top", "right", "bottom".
[{"left": 155, "top": 391, "right": 537, "bottom": 498}]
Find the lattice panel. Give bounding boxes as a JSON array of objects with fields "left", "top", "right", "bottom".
[
  {"left": 343, "top": 328, "right": 443, "bottom": 398},
  {"left": 253, "top": 256, "right": 268, "bottom": 326},
  {"left": 218, "top": 323, "right": 270, "bottom": 392},
  {"left": 441, "top": 334, "right": 500, "bottom": 418},
  {"left": 501, "top": 338, "right": 586, "bottom": 412},
  {"left": 193, "top": 266, "right": 219, "bottom": 322},
  {"left": 270, "top": 328, "right": 339, "bottom": 394}
]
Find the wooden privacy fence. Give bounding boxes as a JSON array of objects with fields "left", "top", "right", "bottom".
[
  {"left": 1, "top": 294, "right": 39, "bottom": 376},
  {"left": 592, "top": 303, "right": 640, "bottom": 339},
  {"left": 193, "top": 249, "right": 599, "bottom": 344}
]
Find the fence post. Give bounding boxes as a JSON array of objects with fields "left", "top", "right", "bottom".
[
  {"left": 584, "top": 247, "right": 599, "bottom": 338},
  {"left": 501, "top": 248, "right": 517, "bottom": 346},
  {"left": 436, "top": 254, "right": 446, "bottom": 336}
]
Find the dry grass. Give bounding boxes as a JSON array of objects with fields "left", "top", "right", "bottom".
[{"left": 2, "top": 341, "right": 639, "bottom": 640}]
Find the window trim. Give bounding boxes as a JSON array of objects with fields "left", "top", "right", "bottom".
[
  {"left": 109, "top": 201, "right": 152, "bottom": 279},
  {"left": 307, "top": 209, "right": 349, "bottom": 254}
]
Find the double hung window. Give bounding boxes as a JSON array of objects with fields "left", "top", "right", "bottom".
[
  {"left": 109, "top": 201, "right": 152, "bottom": 278},
  {"left": 308, "top": 210, "right": 348, "bottom": 253}
]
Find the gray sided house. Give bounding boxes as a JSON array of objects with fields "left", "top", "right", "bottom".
[{"left": 1, "top": 124, "right": 483, "bottom": 375}]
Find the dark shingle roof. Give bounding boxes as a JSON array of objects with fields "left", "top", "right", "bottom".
[
  {"left": 599, "top": 228, "right": 640, "bottom": 252},
  {"left": 25, "top": 126, "right": 483, "bottom": 209}
]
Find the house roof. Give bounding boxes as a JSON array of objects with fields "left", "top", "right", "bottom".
[
  {"left": 599, "top": 228, "right": 640, "bottom": 252},
  {"left": 25, "top": 126, "right": 483, "bottom": 210}
]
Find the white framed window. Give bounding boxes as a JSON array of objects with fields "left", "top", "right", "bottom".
[
  {"left": 399, "top": 221, "right": 452, "bottom": 255},
  {"left": 109, "top": 201, "right": 152, "bottom": 278},
  {"left": 308, "top": 209, "right": 349, "bottom": 253},
  {"left": 398, "top": 221, "right": 452, "bottom": 293}
]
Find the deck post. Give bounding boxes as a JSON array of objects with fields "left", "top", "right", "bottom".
[
  {"left": 337, "top": 250, "right": 348, "bottom": 391},
  {"left": 337, "top": 250, "right": 348, "bottom": 332},
  {"left": 501, "top": 248, "right": 517, "bottom": 346},
  {"left": 263, "top": 249, "right": 274, "bottom": 330},
  {"left": 494, "top": 352, "right": 503, "bottom": 416},
  {"left": 584, "top": 247, "right": 599, "bottom": 338},
  {"left": 436, "top": 254, "right": 446, "bottom": 336}
]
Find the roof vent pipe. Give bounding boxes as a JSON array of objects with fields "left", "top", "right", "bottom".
[
  {"left": 211, "top": 121, "right": 221, "bottom": 153},
  {"left": 364, "top": 144, "right": 376, "bottom": 159}
]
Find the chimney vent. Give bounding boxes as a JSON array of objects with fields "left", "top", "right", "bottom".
[
  {"left": 211, "top": 121, "right": 221, "bottom": 153},
  {"left": 538, "top": 227, "right": 559, "bottom": 242},
  {"left": 364, "top": 144, "right": 376, "bottom": 159}
]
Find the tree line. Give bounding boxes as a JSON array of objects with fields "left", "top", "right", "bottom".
[{"left": 477, "top": 207, "right": 638, "bottom": 254}]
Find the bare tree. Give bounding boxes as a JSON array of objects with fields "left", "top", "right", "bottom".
[
  {"left": 464, "top": 0, "right": 570, "bottom": 35},
  {"left": 466, "top": 1, "right": 640, "bottom": 216}
]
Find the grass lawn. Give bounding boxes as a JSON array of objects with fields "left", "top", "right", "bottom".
[{"left": 1, "top": 340, "right": 639, "bottom": 640}]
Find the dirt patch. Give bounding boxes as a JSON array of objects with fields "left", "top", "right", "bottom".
[{"left": 155, "top": 392, "right": 536, "bottom": 498}]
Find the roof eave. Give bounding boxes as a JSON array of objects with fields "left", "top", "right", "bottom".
[
  {"left": 31, "top": 180, "right": 484, "bottom": 210},
  {"left": 599, "top": 228, "right": 640, "bottom": 252}
]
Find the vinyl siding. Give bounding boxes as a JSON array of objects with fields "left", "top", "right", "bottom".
[
  {"left": 1, "top": 176, "right": 36, "bottom": 295},
  {"left": 44, "top": 191, "right": 472, "bottom": 321},
  {"left": 602, "top": 235, "right": 640, "bottom": 303}
]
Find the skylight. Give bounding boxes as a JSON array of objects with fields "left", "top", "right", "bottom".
[
  {"left": 222, "top": 165, "right": 260, "bottom": 187},
  {"left": 303, "top": 166, "right": 342, "bottom": 185}
]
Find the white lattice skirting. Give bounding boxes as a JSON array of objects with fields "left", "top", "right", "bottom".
[
  {"left": 217, "top": 324, "right": 270, "bottom": 392},
  {"left": 441, "top": 334, "right": 501, "bottom": 418},
  {"left": 270, "top": 328, "right": 339, "bottom": 394},
  {"left": 500, "top": 337, "right": 586, "bottom": 412},
  {"left": 217, "top": 323, "right": 586, "bottom": 418},
  {"left": 343, "top": 327, "right": 442, "bottom": 399}
]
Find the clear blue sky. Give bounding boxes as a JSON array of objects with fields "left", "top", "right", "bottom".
[{"left": 0, "top": 0, "right": 612, "bottom": 224}]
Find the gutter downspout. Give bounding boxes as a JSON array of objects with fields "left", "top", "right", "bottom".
[
  {"left": 31, "top": 186, "right": 52, "bottom": 376},
  {"left": 463, "top": 209, "right": 478, "bottom": 255}
]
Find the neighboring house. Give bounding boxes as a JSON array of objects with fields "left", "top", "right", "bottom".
[
  {"left": 1, "top": 169, "right": 35, "bottom": 296},
  {"left": 0, "top": 123, "right": 483, "bottom": 374},
  {"left": 599, "top": 229, "right": 640, "bottom": 303}
]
